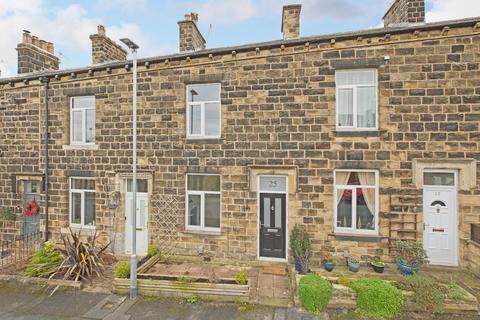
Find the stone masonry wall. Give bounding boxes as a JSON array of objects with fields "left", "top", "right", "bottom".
[
  {"left": 384, "top": 0, "right": 425, "bottom": 27},
  {"left": 0, "top": 22, "right": 479, "bottom": 267},
  {"left": 90, "top": 34, "right": 127, "bottom": 64},
  {"left": 16, "top": 44, "right": 60, "bottom": 74},
  {"left": 178, "top": 20, "right": 206, "bottom": 52},
  {"left": 282, "top": 4, "right": 301, "bottom": 39}
]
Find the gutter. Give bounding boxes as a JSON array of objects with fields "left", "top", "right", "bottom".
[{"left": 41, "top": 77, "right": 49, "bottom": 241}]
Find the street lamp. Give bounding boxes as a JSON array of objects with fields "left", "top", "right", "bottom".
[{"left": 120, "top": 38, "right": 139, "bottom": 300}]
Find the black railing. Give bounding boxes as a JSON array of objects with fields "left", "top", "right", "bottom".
[{"left": 0, "top": 231, "right": 41, "bottom": 271}]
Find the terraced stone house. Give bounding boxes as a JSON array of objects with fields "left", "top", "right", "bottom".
[{"left": 0, "top": 0, "right": 479, "bottom": 273}]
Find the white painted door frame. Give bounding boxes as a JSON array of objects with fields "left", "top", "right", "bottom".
[{"left": 422, "top": 169, "right": 458, "bottom": 266}]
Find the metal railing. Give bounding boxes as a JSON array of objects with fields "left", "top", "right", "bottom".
[{"left": 0, "top": 231, "right": 41, "bottom": 271}]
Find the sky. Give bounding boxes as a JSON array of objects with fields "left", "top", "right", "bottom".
[{"left": 0, "top": 0, "right": 479, "bottom": 78}]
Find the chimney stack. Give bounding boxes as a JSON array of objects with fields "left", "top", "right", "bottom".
[
  {"left": 281, "top": 4, "right": 301, "bottom": 40},
  {"left": 178, "top": 12, "right": 206, "bottom": 52},
  {"left": 16, "top": 30, "right": 60, "bottom": 74},
  {"left": 383, "top": 0, "right": 425, "bottom": 27},
  {"left": 89, "top": 25, "right": 127, "bottom": 64}
]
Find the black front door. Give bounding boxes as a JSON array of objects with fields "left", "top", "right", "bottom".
[{"left": 259, "top": 193, "right": 286, "bottom": 259}]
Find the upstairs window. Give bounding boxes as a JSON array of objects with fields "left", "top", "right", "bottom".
[
  {"left": 186, "top": 83, "right": 221, "bottom": 139},
  {"left": 186, "top": 174, "right": 221, "bottom": 231},
  {"left": 335, "top": 70, "right": 377, "bottom": 130},
  {"left": 71, "top": 96, "right": 95, "bottom": 144}
]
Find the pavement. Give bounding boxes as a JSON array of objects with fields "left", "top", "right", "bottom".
[{"left": 0, "top": 282, "right": 320, "bottom": 320}]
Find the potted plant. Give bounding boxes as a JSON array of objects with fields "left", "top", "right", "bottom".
[
  {"left": 290, "top": 225, "right": 311, "bottom": 274},
  {"left": 395, "top": 240, "right": 428, "bottom": 275},
  {"left": 323, "top": 253, "right": 336, "bottom": 272},
  {"left": 347, "top": 257, "right": 360, "bottom": 272},
  {"left": 370, "top": 256, "right": 385, "bottom": 273}
]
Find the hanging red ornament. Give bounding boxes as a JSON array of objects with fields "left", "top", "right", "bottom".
[{"left": 24, "top": 197, "right": 40, "bottom": 216}]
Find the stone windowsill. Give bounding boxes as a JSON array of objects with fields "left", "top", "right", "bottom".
[
  {"left": 62, "top": 144, "right": 99, "bottom": 150},
  {"left": 60, "top": 226, "right": 96, "bottom": 236},
  {"left": 330, "top": 232, "right": 385, "bottom": 242},
  {"left": 180, "top": 229, "right": 222, "bottom": 237},
  {"left": 333, "top": 130, "right": 385, "bottom": 137},
  {"left": 185, "top": 138, "right": 222, "bottom": 144}
]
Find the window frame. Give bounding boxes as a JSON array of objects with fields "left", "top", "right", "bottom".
[
  {"left": 69, "top": 177, "right": 96, "bottom": 228},
  {"left": 185, "top": 83, "right": 221, "bottom": 139},
  {"left": 335, "top": 69, "right": 378, "bottom": 131},
  {"left": 185, "top": 173, "right": 221, "bottom": 232},
  {"left": 70, "top": 96, "right": 96, "bottom": 145},
  {"left": 333, "top": 169, "right": 379, "bottom": 235}
]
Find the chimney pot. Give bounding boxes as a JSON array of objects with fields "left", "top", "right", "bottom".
[
  {"left": 281, "top": 4, "right": 302, "bottom": 40},
  {"left": 97, "top": 25, "right": 106, "bottom": 36},
  {"left": 16, "top": 31, "right": 59, "bottom": 74}
]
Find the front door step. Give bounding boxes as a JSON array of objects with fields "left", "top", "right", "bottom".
[{"left": 262, "top": 266, "right": 288, "bottom": 276}]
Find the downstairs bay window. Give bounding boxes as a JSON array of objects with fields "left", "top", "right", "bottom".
[
  {"left": 186, "top": 174, "right": 221, "bottom": 231},
  {"left": 334, "top": 170, "right": 378, "bottom": 234}
]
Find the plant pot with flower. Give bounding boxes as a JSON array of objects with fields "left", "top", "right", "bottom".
[
  {"left": 370, "top": 256, "right": 385, "bottom": 273},
  {"left": 322, "top": 253, "right": 336, "bottom": 272},
  {"left": 394, "top": 240, "right": 428, "bottom": 276},
  {"left": 290, "top": 225, "right": 311, "bottom": 274}
]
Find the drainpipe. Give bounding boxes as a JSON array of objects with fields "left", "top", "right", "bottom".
[{"left": 41, "top": 77, "right": 50, "bottom": 241}]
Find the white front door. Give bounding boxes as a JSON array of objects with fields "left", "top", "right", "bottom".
[
  {"left": 423, "top": 171, "right": 458, "bottom": 266},
  {"left": 125, "top": 179, "right": 149, "bottom": 256}
]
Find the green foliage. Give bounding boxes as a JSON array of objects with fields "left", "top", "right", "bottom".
[
  {"left": 447, "top": 282, "right": 466, "bottom": 301},
  {"left": 114, "top": 261, "right": 130, "bottom": 279},
  {"left": 348, "top": 257, "right": 359, "bottom": 265},
  {"left": 235, "top": 271, "right": 248, "bottom": 285},
  {"left": 177, "top": 275, "right": 194, "bottom": 283},
  {"left": 371, "top": 256, "right": 385, "bottom": 267},
  {"left": 396, "top": 275, "right": 444, "bottom": 313},
  {"left": 395, "top": 240, "right": 428, "bottom": 266},
  {"left": 0, "top": 207, "right": 15, "bottom": 221},
  {"left": 187, "top": 294, "right": 199, "bottom": 303},
  {"left": 351, "top": 278, "right": 403, "bottom": 319},
  {"left": 25, "top": 240, "right": 62, "bottom": 277},
  {"left": 337, "top": 276, "right": 352, "bottom": 287},
  {"left": 298, "top": 273, "right": 332, "bottom": 316},
  {"left": 52, "top": 228, "right": 110, "bottom": 282},
  {"left": 147, "top": 245, "right": 159, "bottom": 258},
  {"left": 290, "top": 224, "right": 311, "bottom": 271}
]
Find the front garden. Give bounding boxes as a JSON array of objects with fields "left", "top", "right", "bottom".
[{"left": 290, "top": 224, "right": 479, "bottom": 318}]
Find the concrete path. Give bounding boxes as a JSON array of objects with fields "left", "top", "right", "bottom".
[{"left": 0, "top": 282, "right": 318, "bottom": 320}]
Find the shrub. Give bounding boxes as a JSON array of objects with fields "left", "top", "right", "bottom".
[
  {"left": 298, "top": 273, "right": 332, "bottom": 316},
  {"left": 147, "top": 245, "right": 159, "bottom": 258},
  {"left": 351, "top": 278, "right": 403, "bottom": 319},
  {"left": 52, "top": 228, "right": 110, "bottom": 282},
  {"left": 290, "top": 225, "right": 311, "bottom": 271},
  {"left": 25, "top": 240, "right": 62, "bottom": 277},
  {"left": 447, "top": 282, "right": 466, "bottom": 301},
  {"left": 396, "top": 275, "right": 444, "bottom": 313},
  {"left": 395, "top": 240, "right": 428, "bottom": 267},
  {"left": 235, "top": 271, "right": 248, "bottom": 285},
  {"left": 0, "top": 207, "right": 16, "bottom": 221},
  {"left": 114, "top": 261, "right": 130, "bottom": 278}
]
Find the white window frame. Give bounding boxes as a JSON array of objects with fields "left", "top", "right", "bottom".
[
  {"left": 185, "top": 173, "right": 221, "bottom": 232},
  {"left": 70, "top": 96, "right": 96, "bottom": 145},
  {"left": 333, "top": 169, "right": 379, "bottom": 235},
  {"left": 335, "top": 69, "right": 378, "bottom": 131},
  {"left": 186, "top": 83, "right": 221, "bottom": 139},
  {"left": 69, "top": 177, "right": 96, "bottom": 228}
]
